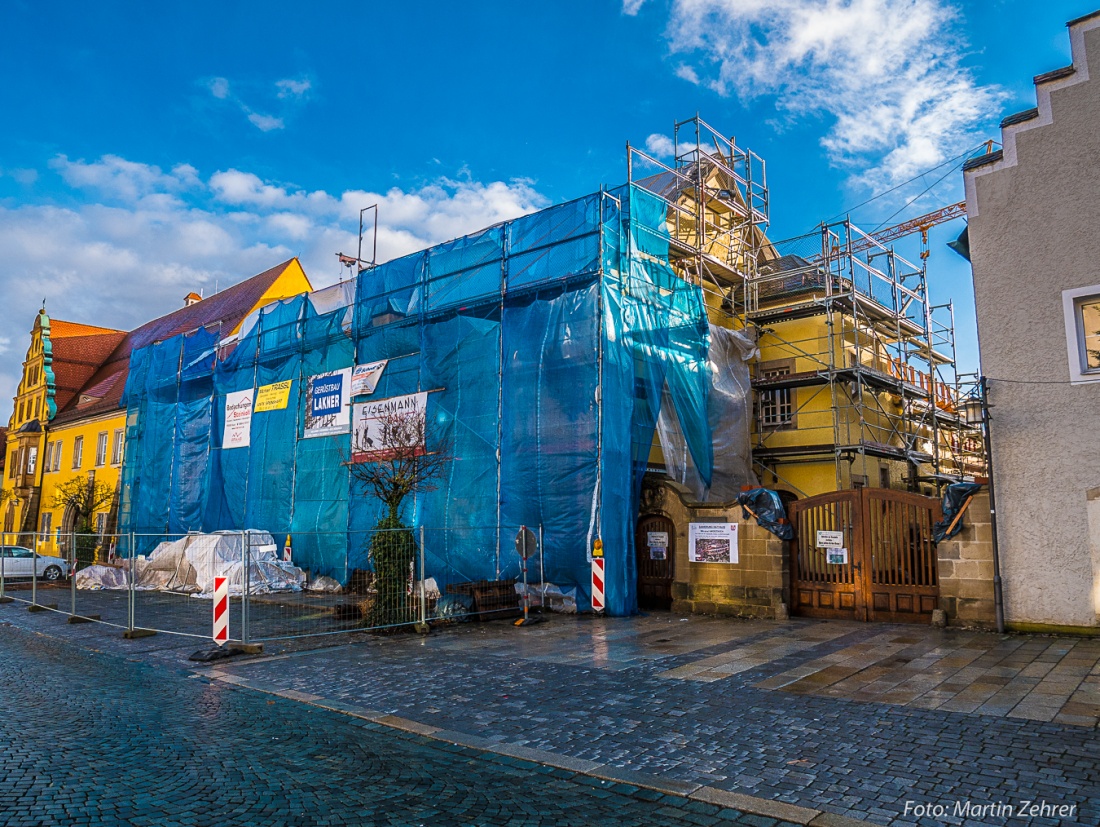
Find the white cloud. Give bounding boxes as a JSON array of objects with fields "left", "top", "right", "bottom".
[
  {"left": 662, "top": 0, "right": 1004, "bottom": 189},
  {"left": 276, "top": 78, "right": 312, "bottom": 99},
  {"left": 0, "top": 155, "right": 549, "bottom": 423},
  {"left": 247, "top": 112, "right": 285, "bottom": 132},
  {"left": 643, "top": 134, "right": 698, "bottom": 158},
  {"left": 206, "top": 75, "right": 303, "bottom": 132},
  {"left": 622, "top": 0, "right": 647, "bottom": 14},
  {"left": 208, "top": 77, "right": 231, "bottom": 100}
]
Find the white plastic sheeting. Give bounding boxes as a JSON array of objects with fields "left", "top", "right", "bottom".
[
  {"left": 76, "top": 530, "right": 305, "bottom": 596},
  {"left": 657, "top": 324, "right": 758, "bottom": 502}
]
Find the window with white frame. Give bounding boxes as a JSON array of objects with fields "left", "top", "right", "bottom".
[
  {"left": 111, "top": 429, "right": 124, "bottom": 465},
  {"left": 95, "top": 431, "right": 108, "bottom": 467},
  {"left": 42, "top": 442, "right": 53, "bottom": 474},
  {"left": 52, "top": 440, "right": 62, "bottom": 472},
  {"left": 40, "top": 511, "right": 52, "bottom": 541},
  {"left": 1063, "top": 285, "right": 1100, "bottom": 382},
  {"left": 72, "top": 436, "right": 83, "bottom": 470}
]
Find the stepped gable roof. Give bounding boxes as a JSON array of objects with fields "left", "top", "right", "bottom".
[
  {"left": 43, "top": 320, "right": 127, "bottom": 415},
  {"left": 52, "top": 258, "right": 298, "bottom": 424}
]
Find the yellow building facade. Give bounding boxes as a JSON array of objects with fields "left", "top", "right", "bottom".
[{"left": 3, "top": 258, "right": 313, "bottom": 556}]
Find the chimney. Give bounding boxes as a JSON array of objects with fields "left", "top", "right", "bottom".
[{"left": 184, "top": 291, "right": 203, "bottom": 307}]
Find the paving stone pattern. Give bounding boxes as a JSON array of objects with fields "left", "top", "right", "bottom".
[
  {"left": 0, "top": 624, "right": 783, "bottom": 827},
  {"left": 214, "top": 616, "right": 1100, "bottom": 826}
]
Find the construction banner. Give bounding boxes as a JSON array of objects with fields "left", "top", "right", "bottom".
[
  {"left": 351, "top": 392, "right": 428, "bottom": 462},
  {"left": 254, "top": 380, "right": 293, "bottom": 412},
  {"left": 351, "top": 360, "right": 388, "bottom": 396},
  {"left": 304, "top": 368, "right": 351, "bottom": 438},
  {"left": 223, "top": 389, "right": 253, "bottom": 449}
]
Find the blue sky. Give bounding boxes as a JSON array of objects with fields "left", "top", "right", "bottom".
[{"left": 0, "top": 0, "right": 1094, "bottom": 423}]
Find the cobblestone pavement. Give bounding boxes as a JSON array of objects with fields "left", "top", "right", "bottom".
[
  {"left": 4, "top": 601, "right": 1099, "bottom": 826},
  {"left": 0, "top": 623, "right": 797, "bottom": 827},
  {"left": 203, "top": 615, "right": 1099, "bottom": 827}
]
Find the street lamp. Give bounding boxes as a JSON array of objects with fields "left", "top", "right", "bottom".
[{"left": 963, "top": 377, "right": 1005, "bottom": 634}]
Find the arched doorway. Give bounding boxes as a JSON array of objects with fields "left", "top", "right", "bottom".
[{"left": 635, "top": 514, "right": 675, "bottom": 610}]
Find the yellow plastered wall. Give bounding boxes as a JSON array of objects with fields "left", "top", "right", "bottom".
[{"left": 36, "top": 413, "right": 124, "bottom": 555}]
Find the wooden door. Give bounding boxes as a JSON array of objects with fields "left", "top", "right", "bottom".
[
  {"left": 789, "top": 488, "right": 941, "bottom": 623},
  {"left": 863, "top": 489, "right": 941, "bottom": 622},
  {"left": 635, "top": 515, "right": 674, "bottom": 611},
  {"left": 789, "top": 491, "right": 865, "bottom": 620}
]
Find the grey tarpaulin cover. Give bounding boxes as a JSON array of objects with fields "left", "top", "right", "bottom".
[
  {"left": 737, "top": 488, "right": 794, "bottom": 540},
  {"left": 933, "top": 482, "right": 983, "bottom": 542},
  {"left": 656, "top": 325, "right": 758, "bottom": 502}
]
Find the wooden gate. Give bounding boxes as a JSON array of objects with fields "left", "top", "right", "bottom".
[
  {"left": 788, "top": 488, "right": 942, "bottom": 623},
  {"left": 635, "top": 514, "right": 674, "bottom": 610}
]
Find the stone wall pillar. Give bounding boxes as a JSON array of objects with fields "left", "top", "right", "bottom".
[{"left": 937, "top": 490, "right": 996, "bottom": 626}]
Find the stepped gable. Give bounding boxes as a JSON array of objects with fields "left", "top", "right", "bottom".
[{"left": 964, "top": 11, "right": 1100, "bottom": 214}]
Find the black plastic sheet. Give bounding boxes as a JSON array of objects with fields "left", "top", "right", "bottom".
[
  {"left": 933, "top": 482, "right": 983, "bottom": 542},
  {"left": 737, "top": 488, "right": 794, "bottom": 540}
]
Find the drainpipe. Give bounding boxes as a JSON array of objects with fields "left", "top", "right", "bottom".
[{"left": 980, "top": 376, "right": 1005, "bottom": 634}]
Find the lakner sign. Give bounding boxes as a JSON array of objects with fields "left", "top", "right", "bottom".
[{"left": 304, "top": 368, "right": 351, "bottom": 438}]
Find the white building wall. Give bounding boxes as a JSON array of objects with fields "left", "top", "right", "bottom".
[{"left": 964, "top": 15, "right": 1100, "bottom": 628}]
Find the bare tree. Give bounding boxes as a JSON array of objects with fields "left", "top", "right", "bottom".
[
  {"left": 48, "top": 476, "right": 115, "bottom": 534},
  {"left": 346, "top": 409, "right": 453, "bottom": 520},
  {"left": 48, "top": 476, "right": 115, "bottom": 566}
]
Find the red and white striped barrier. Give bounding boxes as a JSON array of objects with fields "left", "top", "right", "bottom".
[
  {"left": 213, "top": 576, "right": 228, "bottom": 646},
  {"left": 591, "top": 558, "right": 605, "bottom": 613}
]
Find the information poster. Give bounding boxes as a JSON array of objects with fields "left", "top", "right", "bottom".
[
  {"left": 351, "top": 392, "right": 428, "bottom": 462},
  {"left": 816, "top": 530, "right": 844, "bottom": 549},
  {"left": 827, "top": 548, "right": 849, "bottom": 565},
  {"left": 688, "top": 522, "right": 738, "bottom": 564},
  {"left": 304, "top": 368, "right": 351, "bottom": 438},
  {"left": 223, "top": 390, "right": 253, "bottom": 448},
  {"left": 254, "top": 380, "right": 293, "bottom": 412},
  {"left": 351, "top": 360, "right": 388, "bottom": 396}
]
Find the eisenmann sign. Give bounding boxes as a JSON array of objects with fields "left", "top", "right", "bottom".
[{"left": 351, "top": 392, "right": 428, "bottom": 462}]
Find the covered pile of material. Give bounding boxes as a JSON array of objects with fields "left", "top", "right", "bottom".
[{"left": 77, "top": 530, "right": 304, "bottom": 596}]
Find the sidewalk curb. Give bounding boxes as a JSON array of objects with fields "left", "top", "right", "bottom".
[{"left": 205, "top": 670, "right": 879, "bottom": 827}]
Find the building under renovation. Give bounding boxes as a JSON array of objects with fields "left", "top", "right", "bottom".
[{"left": 116, "top": 117, "right": 984, "bottom": 618}]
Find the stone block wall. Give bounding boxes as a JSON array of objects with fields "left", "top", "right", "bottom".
[
  {"left": 937, "top": 490, "right": 997, "bottom": 626},
  {"left": 642, "top": 479, "right": 788, "bottom": 619}
]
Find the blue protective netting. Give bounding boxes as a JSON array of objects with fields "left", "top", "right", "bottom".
[{"left": 119, "top": 185, "right": 717, "bottom": 615}]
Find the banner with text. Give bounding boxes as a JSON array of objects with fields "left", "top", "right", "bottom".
[
  {"left": 223, "top": 389, "right": 254, "bottom": 449},
  {"left": 304, "top": 368, "right": 351, "bottom": 438},
  {"left": 254, "top": 380, "right": 293, "bottom": 412},
  {"left": 351, "top": 360, "right": 388, "bottom": 396},
  {"left": 351, "top": 392, "right": 428, "bottom": 462}
]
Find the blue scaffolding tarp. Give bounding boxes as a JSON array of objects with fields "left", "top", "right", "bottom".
[{"left": 119, "top": 185, "right": 721, "bottom": 615}]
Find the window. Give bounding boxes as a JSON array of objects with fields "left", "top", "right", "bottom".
[
  {"left": 72, "top": 436, "right": 83, "bottom": 470},
  {"left": 52, "top": 440, "right": 63, "bottom": 472},
  {"left": 40, "top": 511, "right": 52, "bottom": 541},
  {"left": 758, "top": 360, "right": 796, "bottom": 429},
  {"left": 42, "top": 442, "right": 52, "bottom": 473},
  {"left": 25, "top": 447, "right": 37, "bottom": 477},
  {"left": 7, "top": 451, "right": 14, "bottom": 479},
  {"left": 95, "top": 432, "right": 108, "bottom": 467},
  {"left": 111, "top": 429, "right": 124, "bottom": 465},
  {"left": 1063, "top": 285, "right": 1100, "bottom": 382},
  {"left": 95, "top": 513, "right": 107, "bottom": 537}
]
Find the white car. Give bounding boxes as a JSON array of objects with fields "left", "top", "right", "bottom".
[{"left": 0, "top": 546, "right": 70, "bottom": 581}]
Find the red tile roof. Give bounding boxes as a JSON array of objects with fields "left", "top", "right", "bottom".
[{"left": 51, "top": 259, "right": 303, "bottom": 425}]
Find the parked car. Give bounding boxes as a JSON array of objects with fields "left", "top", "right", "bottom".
[{"left": 0, "top": 546, "right": 70, "bottom": 580}]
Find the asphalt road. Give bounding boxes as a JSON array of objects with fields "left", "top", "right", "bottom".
[{"left": 0, "top": 624, "right": 775, "bottom": 827}]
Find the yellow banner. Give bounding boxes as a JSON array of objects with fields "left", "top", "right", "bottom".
[{"left": 254, "top": 380, "right": 292, "bottom": 412}]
